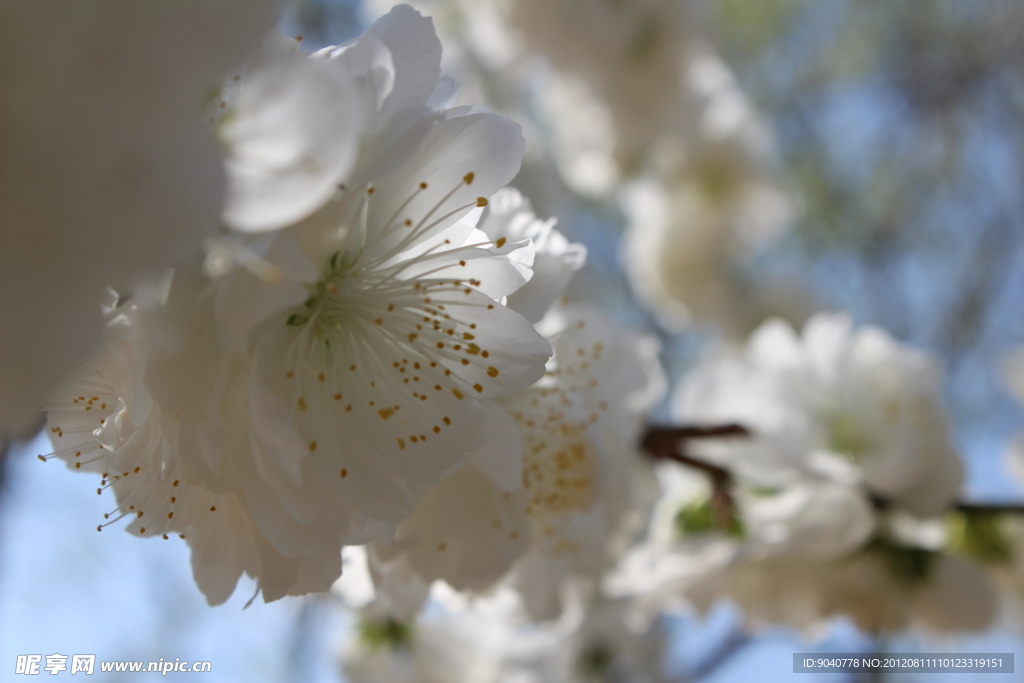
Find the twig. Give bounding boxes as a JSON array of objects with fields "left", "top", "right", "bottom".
[
  {"left": 641, "top": 424, "right": 1024, "bottom": 516},
  {"left": 641, "top": 423, "right": 749, "bottom": 529}
]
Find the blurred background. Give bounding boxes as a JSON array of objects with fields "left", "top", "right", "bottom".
[{"left": 4, "top": 0, "right": 1024, "bottom": 680}]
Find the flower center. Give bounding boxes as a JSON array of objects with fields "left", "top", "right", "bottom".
[{"left": 826, "top": 412, "right": 875, "bottom": 461}]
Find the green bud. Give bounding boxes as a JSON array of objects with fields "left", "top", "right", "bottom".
[
  {"left": 358, "top": 617, "right": 413, "bottom": 651},
  {"left": 674, "top": 499, "right": 744, "bottom": 539}
]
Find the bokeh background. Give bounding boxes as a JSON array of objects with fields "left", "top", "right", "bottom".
[{"left": 4, "top": 0, "right": 1024, "bottom": 680}]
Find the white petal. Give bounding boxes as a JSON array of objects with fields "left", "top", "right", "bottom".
[
  {"left": 467, "top": 401, "right": 524, "bottom": 492},
  {"left": 222, "top": 33, "right": 362, "bottom": 232},
  {"left": 390, "top": 238, "right": 535, "bottom": 301},
  {"left": 362, "top": 4, "right": 442, "bottom": 122},
  {"left": 478, "top": 188, "right": 586, "bottom": 322},
  {"left": 361, "top": 113, "right": 525, "bottom": 263},
  {"left": 423, "top": 285, "right": 552, "bottom": 397},
  {"left": 212, "top": 231, "right": 319, "bottom": 351},
  {"left": 367, "top": 546, "right": 432, "bottom": 621},
  {"left": 187, "top": 494, "right": 257, "bottom": 606},
  {"left": 382, "top": 463, "right": 530, "bottom": 591}
]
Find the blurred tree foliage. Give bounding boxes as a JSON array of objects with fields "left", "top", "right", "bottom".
[{"left": 706, "top": 0, "right": 1024, "bottom": 457}]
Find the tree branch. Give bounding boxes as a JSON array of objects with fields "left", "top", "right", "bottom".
[{"left": 640, "top": 423, "right": 1024, "bottom": 516}]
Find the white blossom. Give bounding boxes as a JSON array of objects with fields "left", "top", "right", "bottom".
[
  {"left": 373, "top": 303, "right": 662, "bottom": 615},
  {"left": 40, "top": 5, "right": 552, "bottom": 605},
  {"left": 623, "top": 49, "right": 796, "bottom": 333},
  {"left": 342, "top": 605, "right": 508, "bottom": 683},
  {"left": 722, "top": 548, "right": 996, "bottom": 634},
  {"left": 363, "top": 190, "right": 661, "bottom": 614},
  {"left": 608, "top": 313, "right": 973, "bottom": 632},
  {"left": 676, "top": 313, "right": 964, "bottom": 518}
]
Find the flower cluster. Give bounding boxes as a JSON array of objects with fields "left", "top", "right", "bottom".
[
  {"left": 42, "top": 6, "right": 552, "bottom": 605},
  {"left": 12, "top": 3, "right": 1024, "bottom": 680},
  {"left": 609, "top": 314, "right": 994, "bottom": 634}
]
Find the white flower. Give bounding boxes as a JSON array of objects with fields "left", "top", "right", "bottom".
[
  {"left": 244, "top": 109, "right": 550, "bottom": 558},
  {"left": 723, "top": 548, "right": 996, "bottom": 634},
  {"left": 620, "top": 46, "right": 797, "bottom": 333},
  {"left": 503, "top": 308, "right": 662, "bottom": 620},
  {"left": 372, "top": 302, "right": 662, "bottom": 617},
  {"left": 676, "top": 313, "right": 964, "bottom": 518},
  {"left": 40, "top": 6, "right": 553, "bottom": 604},
  {"left": 739, "top": 482, "right": 876, "bottom": 561},
  {"left": 342, "top": 603, "right": 510, "bottom": 683},
  {"left": 610, "top": 314, "right": 966, "bottom": 630},
  {"left": 0, "top": 0, "right": 278, "bottom": 437},
  {"left": 502, "top": 0, "right": 695, "bottom": 176},
  {"left": 603, "top": 464, "right": 742, "bottom": 627},
  {"left": 41, "top": 298, "right": 338, "bottom": 606},
  {"left": 498, "top": 598, "right": 670, "bottom": 683},
  {"left": 536, "top": 72, "right": 622, "bottom": 196},
  {"left": 366, "top": 194, "right": 583, "bottom": 596}
]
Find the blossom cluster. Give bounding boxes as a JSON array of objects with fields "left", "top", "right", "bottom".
[{"left": 5, "top": 2, "right": 1024, "bottom": 680}]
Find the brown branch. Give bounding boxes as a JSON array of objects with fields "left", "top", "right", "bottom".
[
  {"left": 641, "top": 423, "right": 750, "bottom": 529},
  {"left": 641, "top": 423, "right": 1024, "bottom": 517},
  {"left": 641, "top": 424, "right": 748, "bottom": 479},
  {"left": 956, "top": 502, "right": 1024, "bottom": 515}
]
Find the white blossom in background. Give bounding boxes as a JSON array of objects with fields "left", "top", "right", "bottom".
[
  {"left": 604, "top": 464, "right": 742, "bottom": 627},
  {"left": 342, "top": 587, "right": 670, "bottom": 683},
  {"left": 498, "top": 598, "right": 670, "bottom": 683},
  {"left": 723, "top": 506, "right": 995, "bottom": 635},
  {"left": 623, "top": 48, "right": 797, "bottom": 334},
  {"left": 676, "top": 313, "right": 964, "bottom": 518},
  {"left": 987, "top": 376, "right": 1024, "bottom": 597},
  {"left": 500, "top": 0, "right": 696, "bottom": 178},
  {"left": 718, "top": 546, "right": 997, "bottom": 634},
  {"left": 343, "top": 605, "right": 510, "bottom": 683},
  {"left": 41, "top": 5, "right": 553, "bottom": 605},
  {"left": 609, "top": 457, "right": 994, "bottom": 635},
  {"left": 0, "top": 0, "right": 280, "bottom": 438},
  {"left": 534, "top": 72, "right": 621, "bottom": 197},
  {"left": 606, "top": 312, "right": 995, "bottom": 634},
  {"left": 365, "top": 0, "right": 695, "bottom": 196}
]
